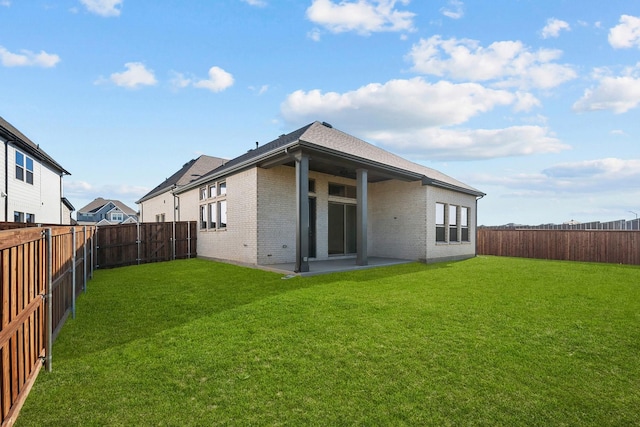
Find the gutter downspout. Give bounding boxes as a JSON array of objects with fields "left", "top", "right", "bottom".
[
  {"left": 4, "top": 139, "right": 8, "bottom": 221},
  {"left": 475, "top": 194, "right": 485, "bottom": 257}
]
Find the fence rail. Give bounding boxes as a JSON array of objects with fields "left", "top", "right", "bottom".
[
  {"left": 477, "top": 228, "right": 640, "bottom": 265},
  {"left": 96, "top": 222, "right": 196, "bottom": 269},
  {"left": 0, "top": 225, "right": 95, "bottom": 427}
]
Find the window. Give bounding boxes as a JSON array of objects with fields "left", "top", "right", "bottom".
[
  {"left": 449, "top": 205, "right": 458, "bottom": 242},
  {"left": 14, "top": 211, "right": 24, "bottom": 222},
  {"left": 436, "top": 203, "right": 471, "bottom": 243},
  {"left": 26, "top": 213, "right": 35, "bottom": 223},
  {"left": 435, "top": 203, "right": 446, "bottom": 242},
  {"left": 219, "top": 200, "right": 227, "bottom": 229},
  {"left": 308, "top": 179, "right": 316, "bottom": 193},
  {"left": 15, "top": 152, "right": 23, "bottom": 181},
  {"left": 26, "top": 157, "right": 33, "bottom": 184},
  {"left": 15, "top": 151, "right": 34, "bottom": 184},
  {"left": 200, "top": 180, "right": 227, "bottom": 231},
  {"left": 200, "top": 205, "right": 207, "bottom": 229},
  {"left": 329, "top": 183, "right": 356, "bottom": 198},
  {"left": 208, "top": 203, "right": 217, "bottom": 229},
  {"left": 111, "top": 212, "right": 124, "bottom": 222},
  {"left": 461, "top": 207, "right": 469, "bottom": 242},
  {"left": 156, "top": 214, "right": 165, "bottom": 223}
]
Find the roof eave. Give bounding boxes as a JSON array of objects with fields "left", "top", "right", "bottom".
[{"left": 422, "top": 177, "right": 486, "bottom": 197}]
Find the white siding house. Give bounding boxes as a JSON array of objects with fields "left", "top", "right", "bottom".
[
  {"left": 176, "top": 122, "right": 485, "bottom": 272},
  {"left": 0, "top": 116, "right": 71, "bottom": 224}
]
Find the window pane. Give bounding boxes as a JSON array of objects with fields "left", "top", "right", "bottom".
[
  {"left": 219, "top": 182, "right": 227, "bottom": 195},
  {"left": 200, "top": 187, "right": 207, "bottom": 200},
  {"left": 436, "top": 226, "right": 446, "bottom": 242},
  {"left": 461, "top": 207, "right": 468, "bottom": 226},
  {"left": 14, "top": 211, "right": 24, "bottom": 222},
  {"left": 345, "top": 185, "right": 357, "bottom": 199},
  {"left": 208, "top": 203, "right": 217, "bottom": 229},
  {"left": 26, "top": 213, "right": 35, "bottom": 223},
  {"left": 462, "top": 228, "right": 469, "bottom": 242},
  {"left": 436, "top": 203, "right": 445, "bottom": 225},
  {"left": 26, "top": 157, "right": 33, "bottom": 171},
  {"left": 200, "top": 205, "right": 207, "bottom": 229},
  {"left": 15, "top": 152, "right": 23, "bottom": 167},
  {"left": 308, "top": 179, "right": 316, "bottom": 193},
  {"left": 209, "top": 184, "right": 216, "bottom": 198},
  {"left": 449, "top": 205, "right": 458, "bottom": 225},
  {"left": 26, "top": 171, "right": 34, "bottom": 184},
  {"left": 16, "top": 165, "right": 23, "bottom": 181},
  {"left": 328, "top": 183, "right": 345, "bottom": 197},
  {"left": 219, "top": 200, "right": 227, "bottom": 228},
  {"left": 450, "top": 226, "right": 458, "bottom": 242}
]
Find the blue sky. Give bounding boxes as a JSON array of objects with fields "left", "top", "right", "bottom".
[{"left": 1, "top": 0, "right": 639, "bottom": 225}]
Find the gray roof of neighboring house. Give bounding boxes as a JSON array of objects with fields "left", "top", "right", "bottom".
[
  {"left": 0, "top": 115, "right": 71, "bottom": 175},
  {"left": 180, "top": 121, "right": 484, "bottom": 197},
  {"left": 136, "top": 155, "right": 227, "bottom": 203},
  {"left": 78, "top": 197, "right": 138, "bottom": 215}
]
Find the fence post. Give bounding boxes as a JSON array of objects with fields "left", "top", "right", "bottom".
[
  {"left": 187, "top": 221, "right": 191, "bottom": 259},
  {"left": 172, "top": 221, "right": 176, "bottom": 261},
  {"left": 83, "top": 226, "right": 87, "bottom": 292},
  {"left": 71, "top": 227, "right": 76, "bottom": 320},
  {"left": 44, "top": 228, "right": 53, "bottom": 372},
  {"left": 137, "top": 221, "right": 141, "bottom": 265},
  {"left": 91, "top": 227, "right": 96, "bottom": 275}
]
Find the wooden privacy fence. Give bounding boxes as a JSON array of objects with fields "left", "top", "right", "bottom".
[
  {"left": 477, "top": 228, "right": 640, "bottom": 265},
  {"left": 96, "top": 222, "right": 196, "bottom": 269},
  {"left": 0, "top": 225, "right": 95, "bottom": 427}
]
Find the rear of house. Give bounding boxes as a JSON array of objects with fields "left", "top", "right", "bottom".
[{"left": 179, "top": 122, "right": 484, "bottom": 271}]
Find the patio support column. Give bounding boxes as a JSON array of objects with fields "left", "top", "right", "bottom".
[
  {"left": 295, "top": 153, "right": 310, "bottom": 273},
  {"left": 356, "top": 168, "right": 368, "bottom": 266}
]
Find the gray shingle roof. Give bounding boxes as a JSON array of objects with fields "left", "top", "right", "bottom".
[
  {"left": 78, "top": 198, "right": 137, "bottom": 215},
  {"left": 180, "top": 121, "right": 484, "bottom": 196},
  {"left": 0, "top": 115, "right": 70, "bottom": 175},
  {"left": 137, "top": 155, "right": 226, "bottom": 203}
]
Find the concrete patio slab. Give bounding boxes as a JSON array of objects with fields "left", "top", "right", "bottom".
[{"left": 260, "top": 256, "right": 414, "bottom": 277}]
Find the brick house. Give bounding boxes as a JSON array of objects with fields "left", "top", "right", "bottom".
[
  {"left": 176, "top": 121, "right": 485, "bottom": 272},
  {"left": 137, "top": 155, "right": 226, "bottom": 223}
]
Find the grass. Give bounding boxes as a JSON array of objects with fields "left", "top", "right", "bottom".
[{"left": 16, "top": 256, "right": 640, "bottom": 426}]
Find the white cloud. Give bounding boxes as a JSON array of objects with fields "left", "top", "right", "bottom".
[
  {"left": 441, "top": 0, "right": 463, "bottom": 20},
  {"left": 101, "top": 62, "right": 157, "bottom": 89},
  {"left": 1, "top": 1, "right": 10, "bottom": 7},
  {"left": 308, "top": 28, "right": 322, "bottom": 41},
  {"left": 193, "top": 66, "right": 234, "bottom": 92},
  {"left": 241, "top": 0, "right": 267, "bottom": 6},
  {"left": 80, "top": 0, "right": 122, "bottom": 17},
  {"left": 475, "top": 158, "right": 640, "bottom": 194},
  {"left": 573, "top": 64, "right": 640, "bottom": 113},
  {"left": 249, "top": 84, "right": 269, "bottom": 95},
  {"left": 407, "top": 36, "right": 577, "bottom": 90},
  {"left": 306, "top": 0, "right": 415, "bottom": 35},
  {"left": 280, "top": 77, "right": 568, "bottom": 160},
  {"left": 0, "top": 46, "right": 60, "bottom": 67},
  {"left": 609, "top": 14, "right": 640, "bottom": 49},
  {"left": 610, "top": 129, "right": 626, "bottom": 135},
  {"left": 369, "top": 126, "right": 568, "bottom": 160},
  {"left": 541, "top": 18, "right": 570, "bottom": 39},
  {"left": 281, "top": 77, "right": 514, "bottom": 130}
]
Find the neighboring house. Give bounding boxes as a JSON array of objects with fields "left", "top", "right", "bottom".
[
  {"left": 176, "top": 121, "right": 485, "bottom": 272},
  {"left": 136, "top": 155, "right": 226, "bottom": 223},
  {"left": 77, "top": 198, "right": 138, "bottom": 225},
  {"left": 0, "top": 116, "right": 73, "bottom": 224}
]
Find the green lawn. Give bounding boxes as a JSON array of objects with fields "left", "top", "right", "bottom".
[{"left": 16, "top": 257, "right": 640, "bottom": 426}]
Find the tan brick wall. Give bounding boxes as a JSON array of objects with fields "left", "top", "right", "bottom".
[
  {"left": 197, "top": 168, "right": 258, "bottom": 264},
  {"left": 368, "top": 180, "right": 427, "bottom": 260},
  {"left": 426, "top": 186, "right": 478, "bottom": 263}
]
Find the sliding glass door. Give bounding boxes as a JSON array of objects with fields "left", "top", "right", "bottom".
[{"left": 328, "top": 202, "right": 357, "bottom": 255}]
